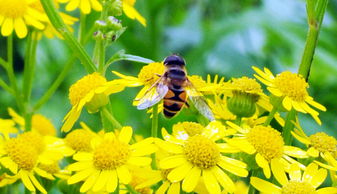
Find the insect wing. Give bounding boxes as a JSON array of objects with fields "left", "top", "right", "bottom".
[
  {"left": 186, "top": 82, "right": 215, "bottom": 121},
  {"left": 137, "top": 82, "right": 168, "bottom": 110}
]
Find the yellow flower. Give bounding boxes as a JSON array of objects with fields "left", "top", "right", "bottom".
[
  {"left": 123, "top": 0, "right": 146, "bottom": 26},
  {"left": 226, "top": 122, "right": 308, "bottom": 179},
  {"left": 0, "top": 0, "right": 46, "bottom": 38},
  {"left": 292, "top": 125, "right": 337, "bottom": 170},
  {"left": 0, "top": 173, "right": 18, "bottom": 187},
  {"left": 120, "top": 166, "right": 156, "bottom": 194},
  {"left": 156, "top": 122, "right": 248, "bottom": 194},
  {"left": 67, "top": 126, "right": 157, "bottom": 193},
  {"left": 253, "top": 66, "right": 326, "bottom": 125},
  {"left": 38, "top": 161, "right": 71, "bottom": 180},
  {"left": 250, "top": 163, "right": 337, "bottom": 194},
  {"left": 0, "top": 135, "right": 50, "bottom": 193},
  {"left": 9, "top": 108, "right": 56, "bottom": 136},
  {"left": 60, "top": 0, "right": 102, "bottom": 14},
  {"left": 61, "top": 73, "right": 125, "bottom": 132}
]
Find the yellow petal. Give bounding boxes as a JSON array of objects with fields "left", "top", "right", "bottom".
[
  {"left": 212, "top": 166, "right": 235, "bottom": 193},
  {"left": 90, "top": 0, "right": 102, "bottom": 11},
  {"left": 154, "top": 139, "right": 183, "bottom": 154},
  {"left": 167, "top": 162, "right": 193, "bottom": 182},
  {"left": 255, "top": 153, "right": 270, "bottom": 178},
  {"left": 61, "top": 107, "right": 81, "bottom": 132},
  {"left": 314, "top": 160, "right": 337, "bottom": 171},
  {"left": 73, "top": 152, "right": 93, "bottom": 161},
  {"left": 226, "top": 138, "right": 256, "bottom": 154},
  {"left": 217, "top": 158, "right": 248, "bottom": 177},
  {"left": 157, "top": 181, "right": 170, "bottom": 194},
  {"left": 118, "top": 126, "right": 133, "bottom": 144},
  {"left": 282, "top": 96, "right": 292, "bottom": 111},
  {"left": 66, "top": 0, "right": 80, "bottom": 11},
  {"left": 289, "top": 163, "right": 301, "bottom": 181},
  {"left": 303, "top": 163, "right": 318, "bottom": 183},
  {"left": 306, "top": 97, "right": 326, "bottom": 111},
  {"left": 216, "top": 143, "right": 242, "bottom": 153},
  {"left": 92, "top": 170, "right": 110, "bottom": 192},
  {"left": 250, "top": 177, "right": 281, "bottom": 193},
  {"left": 291, "top": 131, "right": 311, "bottom": 145},
  {"left": 67, "top": 161, "right": 92, "bottom": 171},
  {"left": 20, "top": 170, "right": 35, "bottom": 192},
  {"left": 68, "top": 168, "right": 95, "bottom": 184},
  {"left": 221, "top": 156, "right": 247, "bottom": 168},
  {"left": 106, "top": 170, "right": 118, "bottom": 193},
  {"left": 167, "top": 182, "right": 180, "bottom": 194},
  {"left": 127, "top": 156, "right": 152, "bottom": 166},
  {"left": 317, "top": 187, "right": 337, "bottom": 194},
  {"left": 310, "top": 168, "right": 327, "bottom": 188},
  {"left": 1, "top": 18, "right": 14, "bottom": 36},
  {"left": 34, "top": 168, "right": 54, "bottom": 180},
  {"left": 116, "top": 165, "right": 131, "bottom": 184},
  {"left": 80, "top": 170, "right": 100, "bottom": 193},
  {"left": 0, "top": 157, "right": 18, "bottom": 174},
  {"left": 307, "top": 147, "right": 319, "bottom": 157},
  {"left": 271, "top": 159, "right": 288, "bottom": 186},
  {"left": 203, "top": 169, "right": 221, "bottom": 194},
  {"left": 268, "top": 87, "right": 283, "bottom": 97},
  {"left": 123, "top": 4, "right": 146, "bottom": 26},
  {"left": 182, "top": 167, "right": 201, "bottom": 192},
  {"left": 14, "top": 18, "right": 27, "bottom": 38},
  {"left": 29, "top": 173, "right": 47, "bottom": 194},
  {"left": 131, "top": 143, "right": 158, "bottom": 156},
  {"left": 159, "top": 155, "right": 186, "bottom": 169},
  {"left": 284, "top": 146, "right": 308, "bottom": 158}
]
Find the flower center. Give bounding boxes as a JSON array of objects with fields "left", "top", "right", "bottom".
[
  {"left": 19, "top": 131, "right": 45, "bottom": 154},
  {"left": 247, "top": 126, "right": 284, "bottom": 161},
  {"left": 65, "top": 129, "right": 94, "bottom": 152},
  {"left": 0, "top": 0, "right": 28, "bottom": 18},
  {"left": 282, "top": 181, "right": 315, "bottom": 194},
  {"left": 69, "top": 73, "right": 107, "bottom": 106},
  {"left": 5, "top": 137, "right": 38, "bottom": 170},
  {"left": 232, "top": 77, "right": 262, "bottom": 94},
  {"left": 173, "top": 122, "right": 204, "bottom": 137},
  {"left": 93, "top": 140, "right": 130, "bottom": 170},
  {"left": 184, "top": 135, "right": 220, "bottom": 169},
  {"left": 38, "top": 163, "right": 60, "bottom": 174},
  {"left": 138, "top": 62, "right": 165, "bottom": 85},
  {"left": 309, "top": 132, "right": 337, "bottom": 158},
  {"left": 274, "top": 72, "right": 308, "bottom": 101},
  {"left": 32, "top": 114, "right": 56, "bottom": 136}
]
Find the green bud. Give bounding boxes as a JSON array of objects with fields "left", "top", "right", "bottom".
[
  {"left": 107, "top": 16, "right": 123, "bottom": 31},
  {"left": 93, "top": 30, "right": 104, "bottom": 40},
  {"left": 85, "top": 93, "right": 109, "bottom": 113},
  {"left": 109, "top": 0, "right": 122, "bottom": 16},
  {"left": 228, "top": 91, "right": 259, "bottom": 118}
]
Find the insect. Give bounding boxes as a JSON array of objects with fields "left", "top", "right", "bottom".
[{"left": 136, "top": 54, "right": 215, "bottom": 121}]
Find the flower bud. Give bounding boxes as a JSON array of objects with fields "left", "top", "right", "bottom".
[
  {"left": 85, "top": 93, "right": 109, "bottom": 113},
  {"left": 227, "top": 91, "right": 259, "bottom": 118},
  {"left": 107, "top": 16, "right": 122, "bottom": 31},
  {"left": 109, "top": 0, "right": 122, "bottom": 16}
]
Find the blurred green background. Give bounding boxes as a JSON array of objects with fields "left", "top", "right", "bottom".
[{"left": 1, "top": 0, "right": 337, "bottom": 138}]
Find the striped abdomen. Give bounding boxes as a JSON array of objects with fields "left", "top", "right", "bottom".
[{"left": 163, "top": 88, "right": 187, "bottom": 118}]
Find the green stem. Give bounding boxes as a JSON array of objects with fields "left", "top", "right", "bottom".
[
  {"left": 33, "top": 57, "right": 76, "bottom": 111},
  {"left": 101, "top": 107, "right": 122, "bottom": 131},
  {"left": 298, "top": 0, "right": 329, "bottom": 80},
  {"left": 248, "top": 169, "right": 259, "bottom": 194},
  {"left": 151, "top": 104, "right": 159, "bottom": 169},
  {"left": 78, "top": 12, "right": 86, "bottom": 45},
  {"left": 40, "top": 0, "right": 96, "bottom": 73},
  {"left": 263, "top": 98, "right": 282, "bottom": 126},
  {"left": 282, "top": 109, "right": 297, "bottom": 145},
  {"left": 125, "top": 184, "right": 139, "bottom": 194},
  {"left": 0, "top": 78, "right": 14, "bottom": 95}
]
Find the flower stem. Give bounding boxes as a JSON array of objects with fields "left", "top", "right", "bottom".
[
  {"left": 101, "top": 106, "right": 122, "bottom": 131},
  {"left": 125, "top": 184, "right": 139, "bottom": 194},
  {"left": 298, "top": 0, "right": 329, "bottom": 80},
  {"left": 263, "top": 98, "right": 282, "bottom": 126},
  {"left": 151, "top": 104, "right": 159, "bottom": 169},
  {"left": 34, "top": 56, "right": 76, "bottom": 111},
  {"left": 78, "top": 12, "right": 86, "bottom": 45},
  {"left": 40, "top": 0, "right": 96, "bottom": 73},
  {"left": 282, "top": 109, "right": 297, "bottom": 145}
]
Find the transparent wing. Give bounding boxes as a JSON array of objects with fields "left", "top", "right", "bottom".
[
  {"left": 186, "top": 80, "right": 215, "bottom": 121},
  {"left": 136, "top": 79, "right": 168, "bottom": 110}
]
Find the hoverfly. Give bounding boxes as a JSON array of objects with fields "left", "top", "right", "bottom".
[{"left": 136, "top": 55, "right": 215, "bottom": 121}]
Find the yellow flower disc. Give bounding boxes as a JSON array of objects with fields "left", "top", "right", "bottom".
[
  {"left": 184, "top": 135, "right": 220, "bottom": 169},
  {"left": 282, "top": 181, "right": 315, "bottom": 194},
  {"left": 19, "top": 131, "right": 45, "bottom": 154},
  {"left": 232, "top": 77, "right": 262, "bottom": 94},
  {"left": 173, "top": 122, "right": 204, "bottom": 137},
  {"left": 32, "top": 114, "right": 56, "bottom": 136},
  {"left": 247, "top": 126, "right": 284, "bottom": 161},
  {"left": 274, "top": 72, "right": 308, "bottom": 101},
  {"left": 0, "top": 0, "right": 27, "bottom": 18},
  {"left": 5, "top": 137, "right": 38, "bottom": 170},
  {"left": 138, "top": 62, "right": 164, "bottom": 85},
  {"left": 39, "top": 163, "right": 60, "bottom": 174},
  {"left": 93, "top": 140, "right": 130, "bottom": 170},
  {"left": 309, "top": 132, "right": 337, "bottom": 158},
  {"left": 65, "top": 129, "right": 94, "bottom": 152},
  {"left": 69, "top": 73, "right": 107, "bottom": 106}
]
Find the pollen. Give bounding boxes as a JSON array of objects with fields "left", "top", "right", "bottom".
[
  {"left": 232, "top": 77, "right": 263, "bottom": 94},
  {"left": 247, "top": 126, "right": 284, "bottom": 161},
  {"left": 274, "top": 72, "right": 308, "bottom": 102},
  {"left": 184, "top": 135, "right": 220, "bottom": 169},
  {"left": 19, "top": 132, "right": 45, "bottom": 154},
  {"left": 0, "top": 0, "right": 28, "bottom": 18},
  {"left": 93, "top": 140, "right": 130, "bottom": 170},
  {"left": 5, "top": 137, "right": 38, "bottom": 170},
  {"left": 69, "top": 73, "right": 107, "bottom": 106},
  {"left": 173, "top": 122, "right": 204, "bottom": 137},
  {"left": 65, "top": 129, "right": 94, "bottom": 152},
  {"left": 282, "top": 181, "right": 315, "bottom": 194},
  {"left": 39, "top": 163, "right": 60, "bottom": 174},
  {"left": 138, "top": 62, "right": 164, "bottom": 85},
  {"left": 32, "top": 114, "right": 56, "bottom": 136},
  {"left": 309, "top": 132, "right": 337, "bottom": 158}
]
